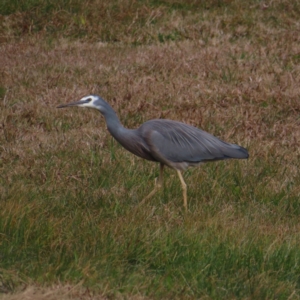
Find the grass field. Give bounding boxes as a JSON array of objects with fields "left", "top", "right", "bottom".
[{"left": 1, "top": 0, "right": 300, "bottom": 299}]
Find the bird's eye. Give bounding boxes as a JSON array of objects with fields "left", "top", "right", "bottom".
[{"left": 83, "top": 98, "right": 92, "bottom": 103}]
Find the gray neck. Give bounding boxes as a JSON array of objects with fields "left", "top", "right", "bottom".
[
  {"left": 99, "top": 103, "right": 131, "bottom": 141},
  {"left": 99, "top": 104, "right": 147, "bottom": 159}
]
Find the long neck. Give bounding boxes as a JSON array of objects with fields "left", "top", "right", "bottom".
[
  {"left": 99, "top": 103, "right": 151, "bottom": 160},
  {"left": 100, "top": 103, "right": 132, "bottom": 142}
]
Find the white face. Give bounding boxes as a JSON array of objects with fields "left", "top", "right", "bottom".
[
  {"left": 57, "top": 95, "right": 103, "bottom": 111},
  {"left": 77, "top": 95, "right": 99, "bottom": 108}
]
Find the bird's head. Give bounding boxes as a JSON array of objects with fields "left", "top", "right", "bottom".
[{"left": 57, "top": 95, "right": 108, "bottom": 113}]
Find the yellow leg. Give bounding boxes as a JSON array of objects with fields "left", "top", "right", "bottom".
[
  {"left": 176, "top": 170, "right": 187, "bottom": 210},
  {"left": 140, "top": 163, "right": 164, "bottom": 204}
]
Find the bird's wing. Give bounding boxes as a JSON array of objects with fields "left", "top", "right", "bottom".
[{"left": 140, "top": 120, "right": 248, "bottom": 164}]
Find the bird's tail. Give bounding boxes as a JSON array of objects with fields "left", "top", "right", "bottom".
[{"left": 224, "top": 144, "right": 249, "bottom": 159}]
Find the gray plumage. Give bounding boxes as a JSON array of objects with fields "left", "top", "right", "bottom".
[{"left": 58, "top": 95, "right": 249, "bottom": 209}]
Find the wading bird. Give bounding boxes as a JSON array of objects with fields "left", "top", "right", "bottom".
[{"left": 58, "top": 95, "right": 249, "bottom": 210}]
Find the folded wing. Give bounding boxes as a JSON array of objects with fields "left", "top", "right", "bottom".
[{"left": 140, "top": 119, "right": 248, "bottom": 165}]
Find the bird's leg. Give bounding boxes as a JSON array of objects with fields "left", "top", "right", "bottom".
[
  {"left": 140, "top": 163, "right": 164, "bottom": 204},
  {"left": 157, "top": 163, "right": 164, "bottom": 187},
  {"left": 176, "top": 170, "right": 187, "bottom": 210}
]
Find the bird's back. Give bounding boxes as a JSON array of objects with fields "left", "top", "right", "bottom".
[{"left": 138, "top": 119, "right": 248, "bottom": 170}]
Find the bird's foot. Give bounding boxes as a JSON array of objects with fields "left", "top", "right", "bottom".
[{"left": 139, "top": 181, "right": 162, "bottom": 206}]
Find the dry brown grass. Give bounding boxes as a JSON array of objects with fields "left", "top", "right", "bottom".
[
  {"left": 0, "top": 284, "right": 110, "bottom": 300},
  {"left": 1, "top": 34, "right": 299, "bottom": 187},
  {"left": 1, "top": 286, "right": 150, "bottom": 300}
]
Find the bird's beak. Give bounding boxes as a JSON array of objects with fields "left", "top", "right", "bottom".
[{"left": 57, "top": 99, "right": 89, "bottom": 108}]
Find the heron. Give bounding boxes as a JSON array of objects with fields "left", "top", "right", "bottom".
[{"left": 57, "top": 95, "right": 249, "bottom": 210}]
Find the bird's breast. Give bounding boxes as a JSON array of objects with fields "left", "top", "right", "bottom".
[{"left": 112, "top": 128, "right": 157, "bottom": 162}]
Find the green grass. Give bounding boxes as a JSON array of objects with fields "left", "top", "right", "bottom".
[
  {"left": 1, "top": 0, "right": 300, "bottom": 299},
  {"left": 2, "top": 0, "right": 298, "bottom": 43},
  {"left": 1, "top": 188, "right": 299, "bottom": 298},
  {"left": 1, "top": 147, "right": 300, "bottom": 298}
]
